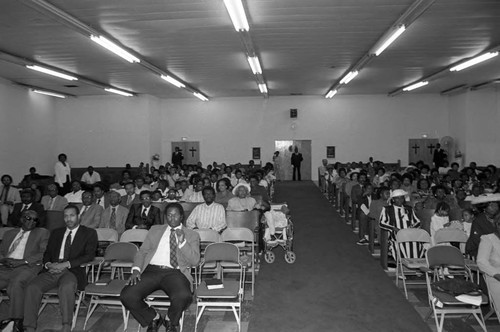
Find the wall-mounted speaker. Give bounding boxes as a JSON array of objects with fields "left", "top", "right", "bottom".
[{"left": 290, "top": 108, "right": 298, "bottom": 118}]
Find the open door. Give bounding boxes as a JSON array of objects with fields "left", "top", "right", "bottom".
[
  {"left": 274, "top": 140, "right": 311, "bottom": 180},
  {"left": 171, "top": 141, "right": 200, "bottom": 165}
]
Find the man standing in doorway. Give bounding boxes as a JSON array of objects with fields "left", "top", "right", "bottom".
[
  {"left": 433, "top": 143, "right": 447, "bottom": 168},
  {"left": 171, "top": 147, "right": 184, "bottom": 167},
  {"left": 291, "top": 146, "right": 303, "bottom": 181}
]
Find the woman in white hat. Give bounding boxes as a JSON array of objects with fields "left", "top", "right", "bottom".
[
  {"left": 379, "top": 189, "right": 421, "bottom": 261},
  {"left": 227, "top": 183, "right": 257, "bottom": 211}
]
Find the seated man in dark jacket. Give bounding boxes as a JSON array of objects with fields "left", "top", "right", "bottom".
[{"left": 125, "top": 190, "right": 162, "bottom": 230}]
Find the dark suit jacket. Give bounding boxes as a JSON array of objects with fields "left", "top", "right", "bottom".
[
  {"left": 125, "top": 204, "right": 161, "bottom": 230},
  {"left": 291, "top": 152, "right": 303, "bottom": 166},
  {"left": 43, "top": 226, "right": 98, "bottom": 290},
  {"left": 0, "top": 227, "right": 50, "bottom": 265},
  {"left": 8, "top": 202, "right": 46, "bottom": 228}
]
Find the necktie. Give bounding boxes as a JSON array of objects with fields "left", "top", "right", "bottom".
[
  {"left": 127, "top": 195, "right": 132, "bottom": 205},
  {"left": 7, "top": 231, "right": 26, "bottom": 257},
  {"left": 97, "top": 199, "right": 101, "bottom": 205},
  {"left": 49, "top": 197, "right": 55, "bottom": 210},
  {"left": 110, "top": 207, "right": 116, "bottom": 228},
  {"left": 81, "top": 206, "right": 87, "bottom": 216},
  {"left": 21, "top": 204, "right": 29, "bottom": 212},
  {"left": 141, "top": 208, "right": 148, "bottom": 219},
  {"left": 170, "top": 229, "right": 178, "bottom": 268},
  {"left": 63, "top": 231, "right": 72, "bottom": 261}
]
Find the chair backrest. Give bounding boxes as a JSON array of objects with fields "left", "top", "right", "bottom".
[
  {"left": 0, "top": 227, "right": 16, "bottom": 240},
  {"left": 225, "top": 210, "right": 260, "bottom": 231},
  {"left": 426, "top": 245, "right": 465, "bottom": 269},
  {"left": 180, "top": 202, "right": 201, "bottom": 212},
  {"left": 196, "top": 229, "right": 221, "bottom": 244},
  {"left": 45, "top": 210, "right": 65, "bottom": 232},
  {"left": 96, "top": 228, "right": 119, "bottom": 242},
  {"left": 221, "top": 227, "right": 254, "bottom": 243},
  {"left": 415, "top": 209, "right": 434, "bottom": 233},
  {"left": 203, "top": 242, "right": 240, "bottom": 264},
  {"left": 396, "top": 228, "right": 431, "bottom": 244},
  {"left": 103, "top": 242, "right": 138, "bottom": 261},
  {"left": 120, "top": 229, "right": 149, "bottom": 243},
  {"left": 434, "top": 228, "right": 468, "bottom": 245}
]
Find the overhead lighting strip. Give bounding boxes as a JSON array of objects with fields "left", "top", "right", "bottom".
[
  {"left": 247, "top": 56, "right": 262, "bottom": 75},
  {"left": 450, "top": 52, "right": 499, "bottom": 72},
  {"left": 339, "top": 71, "right": 359, "bottom": 85},
  {"left": 105, "top": 88, "right": 134, "bottom": 97},
  {"left": 193, "top": 92, "right": 209, "bottom": 101},
  {"left": 161, "top": 75, "right": 186, "bottom": 88},
  {"left": 32, "top": 89, "right": 67, "bottom": 98},
  {"left": 325, "top": 89, "right": 337, "bottom": 98},
  {"left": 403, "top": 81, "right": 428, "bottom": 91},
  {"left": 258, "top": 83, "right": 268, "bottom": 94},
  {"left": 90, "top": 35, "right": 140, "bottom": 63},
  {"left": 223, "top": 0, "right": 250, "bottom": 31},
  {"left": 370, "top": 25, "right": 406, "bottom": 56},
  {"left": 26, "top": 65, "right": 78, "bottom": 81}
]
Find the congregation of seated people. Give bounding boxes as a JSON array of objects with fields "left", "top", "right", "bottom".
[{"left": 0, "top": 157, "right": 277, "bottom": 331}]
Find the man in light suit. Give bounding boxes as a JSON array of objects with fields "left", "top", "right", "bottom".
[
  {"left": 23, "top": 205, "right": 97, "bottom": 332},
  {"left": 120, "top": 203, "right": 200, "bottom": 332},
  {"left": 41, "top": 184, "right": 68, "bottom": 211},
  {"left": 0, "top": 210, "right": 50, "bottom": 332},
  {"left": 125, "top": 191, "right": 161, "bottom": 230},
  {"left": 79, "top": 191, "right": 104, "bottom": 229},
  {"left": 0, "top": 174, "right": 21, "bottom": 225},
  {"left": 100, "top": 190, "right": 129, "bottom": 236}
]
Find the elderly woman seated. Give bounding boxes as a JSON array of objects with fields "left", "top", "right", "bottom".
[{"left": 227, "top": 183, "right": 258, "bottom": 211}]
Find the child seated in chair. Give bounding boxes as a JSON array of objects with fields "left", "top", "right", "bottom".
[{"left": 264, "top": 205, "right": 290, "bottom": 241}]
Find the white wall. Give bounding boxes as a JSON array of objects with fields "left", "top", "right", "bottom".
[
  {"left": 161, "top": 95, "right": 449, "bottom": 178},
  {"left": 54, "top": 94, "right": 161, "bottom": 168},
  {"left": 447, "top": 87, "right": 500, "bottom": 166},
  {"left": 0, "top": 79, "right": 57, "bottom": 182}
]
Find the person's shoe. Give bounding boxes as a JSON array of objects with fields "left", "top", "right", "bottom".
[
  {"left": 146, "top": 315, "right": 165, "bottom": 332},
  {"left": 356, "top": 238, "right": 369, "bottom": 246},
  {"left": 164, "top": 319, "right": 179, "bottom": 332}
]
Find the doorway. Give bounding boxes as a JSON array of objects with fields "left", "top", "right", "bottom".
[
  {"left": 274, "top": 140, "right": 311, "bottom": 181},
  {"left": 171, "top": 141, "right": 200, "bottom": 165}
]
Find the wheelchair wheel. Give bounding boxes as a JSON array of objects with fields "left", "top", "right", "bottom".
[
  {"left": 264, "top": 251, "right": 275, "bottom": 264},
  {"left": 284, "top": 251, "right": 296, "bottom": 264}
]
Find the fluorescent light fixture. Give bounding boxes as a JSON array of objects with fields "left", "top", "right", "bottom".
[
  {"left": 247, "top": 56, "right": 262, "bottom": 74},
  {"left": 325, "top": 89, "right": 337, "bottom": 98},
  {"left": 91, "top": 35, "right": 140, "bottom": 63},
  {"left": 26, "top": 65, "right": 78, "bottom": 81},
  {"left": 450, "top": 52, "right": 499, "bottom": 72},
  {"left": 372, "top": 25, "right": 406, "bottom": 56},
  {"left": 161, "top": 75, "right": 185, "bottom": 88},
  {"left": 258, "top": 83, "right": 268, "bottom": 94},
  {"left": 339, "top": 70, "right": 358, "bottom": 84},
  {"left": 193, "top": 92, "right": 209, "bottom": 101},
  {"left": 105, "top": 88, "right": 133, "bottom": 97},
  {"left": 403, "top": 81, "right": 428, "bottom": 91},
  {"left": 32, "top": 89, "right": 66, "bottom": 98},
  {"left": 223, "top": 0, "right": 249, "bottom": 31}
]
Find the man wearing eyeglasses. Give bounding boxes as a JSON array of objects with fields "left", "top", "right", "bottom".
[
  {"left": 125, "top": 191, "right": 161, "bottom": 230},
  {"left": 0, "top": 210, "right": 50, "bottom": 332}
]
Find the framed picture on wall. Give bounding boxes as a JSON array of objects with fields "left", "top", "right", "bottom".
[
  {"left": 326, "top": 146, "right": 335, "bottom": 159},
  {"left": 252, "top": 147, "right": 261, "bottom": 160}
]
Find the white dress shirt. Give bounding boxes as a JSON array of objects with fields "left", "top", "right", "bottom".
[{"left": 8, "top": 229, "right": 31, "bottom": 259}]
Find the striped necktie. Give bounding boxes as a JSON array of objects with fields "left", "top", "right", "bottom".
[
  {"left": 170, "top": 229, "right": 178, "bottom": 268},
  {"left": 8, "top": 231, "right": 26, "bottom": 257}
]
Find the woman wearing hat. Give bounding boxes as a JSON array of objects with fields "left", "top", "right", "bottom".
[
  {"left": 379, "top": 189, "right": 421, "bottom": 261},
  {"left": 466, "top": 194, "right": 500, "bottom": 259},
  {"left": 227, "top": 183, "right": 257, "bottom": 211}
]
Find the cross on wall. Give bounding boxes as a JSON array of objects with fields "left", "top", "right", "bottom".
[
  {"left": 427, "top": 144, "right": 435, "bottom": 154},
  {"left": 412, "top": 144, "right": 420, "bottom": 154},
  {"left": 189, "top": 147, "right": 197, "bottom": 157}
]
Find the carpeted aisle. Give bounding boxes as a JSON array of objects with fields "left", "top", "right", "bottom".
[{"left": 247, "top": 181, "right": 430, "bottom": 332}]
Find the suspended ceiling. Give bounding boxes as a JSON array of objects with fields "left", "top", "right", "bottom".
[{"left": 0, "top": 0, "right": 499, "bottom": 99}]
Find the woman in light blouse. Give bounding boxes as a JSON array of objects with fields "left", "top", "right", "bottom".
[
  {"left": 477, "top": 218, "right": 500, "bottom": 321},
  {"left": 54, "top": 153, "right": 71, "bottom": 195},
  {"left": 215, "top": 178, "right": 234, "bottom": 208}
]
